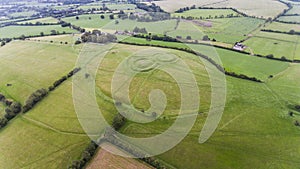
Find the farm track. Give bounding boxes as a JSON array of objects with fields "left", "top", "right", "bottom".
[{"left": 21, "top": 116, "right": 89, "bottom": 136}]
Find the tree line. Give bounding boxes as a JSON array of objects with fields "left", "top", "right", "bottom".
[{"left": 0, "top": 93, "right": 22, "bottom": 129}]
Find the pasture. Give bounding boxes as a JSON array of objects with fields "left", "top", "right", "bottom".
[
  {"left": 0, "top": 25, "right": 77, "bottom": 38},
  {"left": 62, "top": 14, "right": 112, "bottom": 30},
  {"left": 8, "top": 11, "right": 36, "bottom": 18},
  {"left": 82, "top": 43, "right": 300, "bottom": 169},
  {"left": 17, "top": 17, "right": 59, "bottom": 24},
  {"left": 106, "top": 4, "right": 137, "bottom": 10},
  {"left": 172, "top": 9, "right": 239, "bottom": 19},
  {"left": 244, "top": 31, "right": 300, "bottom": 60},
  {"left": 0, "top": 82, "right": 90, "bottom": 169},
  {"left": 264, "top": 21, "right": 300, "bottom": 32},
  {"left": 278, "top": 16, "right": 300, "bottom": 23},
  {"left": 286, "top": 5, "right": 300, "bottom": 15},
  {"left": 0, "top": 40, "right": 78, "bottom": 103},
  {"left": 196, "top": 17, "right": 265, "bottom": 44},
  {"left": 154, "top": 0, "right": 287, "bottom": 18},
  {"left": 102, "top": 19, "right": 177, "bottom": 34}
]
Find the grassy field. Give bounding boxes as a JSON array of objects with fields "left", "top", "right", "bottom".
[
  {"left": 121, "top": 37, "right": 289, "bottom": 80},
  {"left": 106, "top": 4, "right": 137, "bottom": 10},
  {"left": 17, "top": 17, "right": 59, "bottom": 24},
  {"left": 278, "top": 16, "right": 300, "bottom": 23},
  {"left": 78, "top": 43, "right": 300, "bottom": 169},
  {"left": 62, "top": 14, "right": 112, "bottom": 30},
  {"left": 206, "top": 0, "right": 288, "bottom": 18},
  {"left": 9, "top": 11, "right": 36, "bottom": 17},
  {"left": 167, "top": 17, "right": 264, "bottom": 44},
  {"left": 102, "top": 19, "right": 177, "bottom": 34},
  {"left": 154, "top": 0, "right": 287, "bottom": 18},
  {"left": 286, "top": 5, "right": 300, "bottom": 15},
  {"left": 0, "top": 25, "right": 77, "bottom": 38},
  {"left": 263, "top": 21, "right": 300, "bottom": 32},
  {"left": 0, "top": 40, "right": 78, "bottom": 103},
  {"left": 172, "top": 9, "right": 239, "bottom": 19},
  {"left": 0, "top": 81, "right": 90, "bottom": 169},
  {"left": 244, "top": 31, "right": 300, "bottom": 60},
  {"left": 197, "top": 17, "right": 265, "bottom": 44}
]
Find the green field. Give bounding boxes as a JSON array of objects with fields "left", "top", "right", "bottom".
[
  {"left": 155, "top": 0, "right": 287, "bottom": 18},
  {"left": 0, "top": 81, "right": 90, "bottom": 169},
  {"left": 106, "top": 4, "right": 137, "bottom": 10},
  {"left": 102, "top": 19, "right": 177, "bottom": 34},
  {"left": 263, "top": 21, "right": 300, "bottom": 32},
  {"left": 0, "top": 41, "right": 78, "bottom": 103},
  {"left": 9, "top": 11, "right": 37, "bottom": 17},
  {"left": 17, "top": 17, "right": 59, "bottom": 24},
  {"left": 0, "top": 25, "right": 77, "bottom": 38},
  {"left": 62, "top": 14, "right": 112, "bottom": 30},
  {"left": 78, "top": 43, "right": 300, "bottom": 169},
  {"left": 244, "top": 31, "right": 300, "bottom": 60},
  {"left": 278, "top": 16, "right": 300, "bottom": 23},
  {"left": 287, "top": 5, "right": 300, "bottom": 15},
  {"left": 172, "top": 9, "right": 239, "bottom": 19},
  {"left": 197, "top": 17, "right": 265, "bottom": 44}
]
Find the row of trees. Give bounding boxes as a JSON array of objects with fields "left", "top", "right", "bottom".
[
  {"left": 23, "top": 67, "right": 81, "bottom": 113},
  {"left": 0, "top": 93, "right": 22, "bottom": 129},
  {"left": 68, "top": 141, "right": 98, "bottom": 169},
  {"left": 261, "top": 29, "right": 300, "bottom": 35}
]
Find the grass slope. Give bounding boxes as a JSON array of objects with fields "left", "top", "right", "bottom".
[
  {"left": 0, "top": 41, "right": 78, "bottom": 103},
  {"left": 0, "top": 25, "right": 77, "bottom": 38}
]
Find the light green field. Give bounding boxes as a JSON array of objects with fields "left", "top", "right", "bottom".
[
  {"left": 155, "top": 0, "right": 287, "bottom": 18},
  {"left": 264, "top": 21, "right": 300, "bottom": 32},
  {"left": 122, "top": 37, "right": 289, "bottom": 80},
  {"left": 30, "top": 34, "right": 81, "bottom": 45},
  {"left": 78, "top": 5, "right": 105, "bottom": 10},
  {"left": 0, "top": 25, "right": 77, "bottom": 38},
  {"left": 102, "top": 19, "right": 177, "bottom": 34},
  {"left": 201, "top": 17, "right": 265, "bottom": 43},
  {"left": 0, "top": 82, "right": 90, "bottom": 169},
  {"left": 189, "top": 44, "right": 289, "bottom": 80},
  {"left": 62, "top": 14, "right": 112, "bottom": 30},
  {"left": 244, "top": 31, "right": 300, "bottom": 60},
  {"left": 0, "top": 41, "right": 78, "bottom": 103},
  {"left": 278, "top": 16, "right": 300, "bottom": 23},
  {"left": 81, "top": 43, "right": 300, "bottom": 169},
  {"left": 106, "top": 4, "right": 137, "bottom": 10},
  {"left": 9, "top": 11, "right": 37, "bottom": 17},
  {"left": 172, "top": 9, "right": 239, "bottom": 19},
  {"left": 287, "top": 5, "right": 300, "bottom": 15},
  {"left": 17, "top": 17, "right": 59, "bottom": 24}
]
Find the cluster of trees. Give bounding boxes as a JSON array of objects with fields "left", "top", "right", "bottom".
[
  {"left": 112, "top": 113, "right": 126, "bottom": 131},
  {"left": 225, "top": 71, "right": 262, "bottom": 82},
  {"left": 0, "top": 38, "right": 12, "bottom": 47},
  {"left": 49, "top": 67, "right": 81, "bottom": 91},
  {"left": 133, "top": 27, "right": 148, "bottom": 34},
  {"left": 23, "top": 89, "right": 48, "bottom": 113},
  {"left": 135, "top": 3, "right": 165, "bottom": 13},
  {"left": 81, "top": 30, "right": 117, "bottom": 43},
  {"left": 261, "top": 29, "right": 300, "bottom": 36},
  {"left": 0, "top": 93, "right": 22, "bottom": 129},
  {"left": 68, "top": 141, "right": 98, "bottom": 169}
]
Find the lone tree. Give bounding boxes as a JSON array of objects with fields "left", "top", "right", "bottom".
[
  {"left": 186, "top": 35, "right": 192, "bottom": 40},
  {"left": 202, "top": 35, "right": 210, "bottom": 41},
  {"left": 109, "top": 14, "right": 114, "bottom": 20},
  {"left": 100, "top": 15, "right": 105, "bottom": 19}
]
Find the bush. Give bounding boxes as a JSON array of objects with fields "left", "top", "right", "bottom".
[
  {"left": 112, "top": 113, "right": 126, "bottom": 131},
  {"left": 74, "top": 40, "right": 81, "bottom": 45}
]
